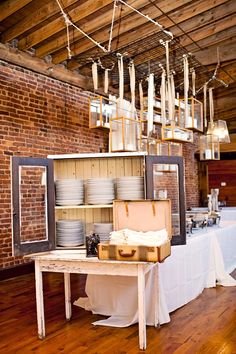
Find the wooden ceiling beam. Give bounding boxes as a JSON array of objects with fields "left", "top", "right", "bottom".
[
  {"left": 1, "top": 0, "right": 79, "bottom": 43},
  {"left": 128, "top": 0, "right": 234, "bottom": 66},
  {"left": 193, "top": 38, "right": 236, "bottom": 66},
  {"left": 40, "top": 0, "right": 224, "bottom": 59},
  {"left": 0, "top": 0, "right": 33, "bottom": 22},
  {"left": 214, "top": 95, "right": 236, "bottom": 114},
  {"left": 213, "top": 109, "right": 236, "bottom": 120},
  {"left": 35, "top": 0, "right": 154, "bottom": 58},
  {"left": 0, "top": 43, "right": 92, "bottom": 90},
  {"left": 186, "top": 25, "right": 236, "bottom": 54},
  {"left": 172, "top": 0, "right": 235, "bottom": 40},
  {"left": 204, "top": 60, "right": 236, "bottom": 85},
  {"left": 213, "top": 81, "right": 236, "bottom": 98},
  {"left": 53, "top": 0, "right": 228, "bottom": 66},
  {"left": 17, "top": 0, "right": 116, "bottom": 51},
  {"left": 180, "top": 14, "right": 236, "bottom": 48}
]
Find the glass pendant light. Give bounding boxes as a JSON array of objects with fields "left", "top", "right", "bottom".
[
  {"left": 199, "top": 134, "right": 220, "bottom": 160},
  {"left": 206, "top": 88, "right": 230, "bottom": 143},
  {"left": 207, "top": 120, "right": 230, "bottom": 143}
]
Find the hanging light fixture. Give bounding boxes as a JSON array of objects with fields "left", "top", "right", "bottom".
[
  {"left": 200, "top": 134, "right": 220, "bottom": 161},
  {"left": 199, "top": 88, "right": 220, "bottom": 161},
  {"left": 207, "top": 120, "right": 230, "bottom": 143},
  {"left": 161, "top": 49, "right": 193, "bottom": 143},
  {"left": 206, "top": 88, "right": 230, "bottom": 143}
]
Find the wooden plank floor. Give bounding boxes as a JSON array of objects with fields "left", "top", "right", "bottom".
[{"left": 0, "top": 270, "right": 235, "bottom": 354}]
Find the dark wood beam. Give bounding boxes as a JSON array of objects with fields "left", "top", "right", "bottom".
[
  {"left": 128, "top": 0, "right": 234, "bottom": 67},
  {"left": 0, "top": 0, "right": 33, "bottom": 22},
  {"left": 35, "top": 0, "right": 151, "bottom": 58},
  {"left": 56, "top": 0, "right": 230, "bottom": 68},
  {"left": 17, "top": 0, "right": 116, "bottom": 51},
  {"left": 186, "top": 25, "right": 236, "bottom": 54},
  {"left": 193, "top": 39, "right": 236, "bottom": 66},
  {"left": 1, "top": 0, "right": 78, "bottom": 43},
  {"left": 0, "top": 43, "right": 92, "bottom": 91},
  {"left": 180, "top": 13, "right": 236, "bottom": 48}
]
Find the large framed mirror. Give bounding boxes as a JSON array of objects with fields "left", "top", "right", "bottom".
[
  {"left": 12, "top": 157, "right": 55, "bottom": 256},
  {"left": 145, "top": 155, "right": 186, "bottom": 245}
]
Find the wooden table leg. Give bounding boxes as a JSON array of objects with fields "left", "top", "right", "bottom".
[
  {"left": 153, "top": 264, "right": 159, "bottom": 327},
  {"left": 138, "top": 264, "right": 146, "bottom": 350},
  {"left": 64, "top": 272, "right": 71, "bottom": 320},
  {"left": 35, "top": 261, "right": 45, "bottom": 339}
]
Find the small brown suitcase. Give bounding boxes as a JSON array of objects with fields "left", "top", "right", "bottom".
[{"left": 98, "top": 200, "right": 172, "bottom": 262}]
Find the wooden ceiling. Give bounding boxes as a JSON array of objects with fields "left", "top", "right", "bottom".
[{"left": 0, "top": 0, "right": 236, "bottom": 132}]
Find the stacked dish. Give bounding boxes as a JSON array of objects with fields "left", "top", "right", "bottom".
[
  {"left": 87, "top": 178, "right": 114, "bottom": 204},
  {"left": 116, "top": 176, "right": 144, "bottom": 200},
  {"left": 56, "top": 219, "right": 84, "bottom": 247},
  {"left": 94, "top": 223, "right": 113, "bottom": 242},
  {"left": 55, "top": 179, "right": 84, "bottom": 205}
]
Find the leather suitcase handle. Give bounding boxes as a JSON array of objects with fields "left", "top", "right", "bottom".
[
  {"left": 124, "top": 201, "right": 156, "bottom": 217},
  {"left": 118, "top": 249, "right": 136, "bottom": 257}
]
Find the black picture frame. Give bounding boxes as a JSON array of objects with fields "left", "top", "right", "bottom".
[{"left": 12, "top": 156, "right": 55, "bottom": 256}]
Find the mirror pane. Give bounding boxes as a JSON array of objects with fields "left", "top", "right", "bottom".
[
  {"left": 153, "top": 164, "right": 180, "bottom": 236},
  {"left": 19, "top": 166, "right": 48, "bottom": 243}
]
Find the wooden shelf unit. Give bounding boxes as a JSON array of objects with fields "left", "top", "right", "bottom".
[{"left": 52, "top": 152, "right": 146, "bottom": 237}]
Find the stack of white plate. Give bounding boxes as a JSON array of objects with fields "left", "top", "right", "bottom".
[
  {"left": 94, "top": 223, "right": 113, "bottom": 242},
  {"left": 56, "top": 220, "right": 84, "bottom": 247},
  {"left": 87, "top": 178, "right": 114, "bottom": 204},
  {"left": 55, "top": 179, "right": 84, "bottom": 205},
  {"left": 116, "top": 176, "right": 144, "bottom": 200}
]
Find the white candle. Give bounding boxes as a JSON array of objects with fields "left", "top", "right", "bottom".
[
  {"left": 186, "top": 116, "right": 192, "bottom": 127},
  {"left": 205, "top": 149, "right": 212, "bottom": 159},
  {"left": 175, "top": 132, "right": 181, "bottom": 139}
]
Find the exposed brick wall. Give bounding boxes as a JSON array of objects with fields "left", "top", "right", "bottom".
[
  {"left": 20, "top": 167, "right": 46, "bottom": 242},
  {"left": 183, "top": 133, "right": 200, "bottom": 209},
  {"left": 0, "top": 61, "right": 109, "bottom": 268},
  {"left": 0, "top": 60, "right": 200, "bottom": 269}
]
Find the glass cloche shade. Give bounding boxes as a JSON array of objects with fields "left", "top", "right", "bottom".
[
  {"left": 207, "top": 120, "right": 230, "bottom": 143},
  {"left": 199, "top": 134, "right": 220, "bottom": 161}
]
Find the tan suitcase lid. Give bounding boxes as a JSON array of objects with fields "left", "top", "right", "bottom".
[{"left": 113, "top": 199, "right": 172, "bottom": 239}]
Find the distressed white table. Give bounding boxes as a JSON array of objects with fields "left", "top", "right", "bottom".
[{"left": 29, "top": 250, "right": 158, "bottom": 350}]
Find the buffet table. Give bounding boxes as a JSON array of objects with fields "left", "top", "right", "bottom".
[
  {"left": 220, "top": 207, "right": 236, "bottom": 222},
  {"left": 75, "top": 220, "right": 236, "bottom": 327}
]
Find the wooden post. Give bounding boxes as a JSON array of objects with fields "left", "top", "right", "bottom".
[
  {"left": 35, "top": 261, "right": 45, "bottom": 339},
  {"left": 138, "top": 264, "right": 146, "bottom": 350},
  {"left": 153, "top": 264, "right": 160, "bottom": 327},
  {"left": 64, "top": 272, "right": 72, "bottom": 320}
]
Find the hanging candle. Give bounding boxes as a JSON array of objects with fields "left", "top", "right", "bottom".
[
  {"left": 170, "top": 73, "right": 175, "bottom": 122},
  {"left": 203, "top": 83, "right": 207, "bottom": 128},
  {"left": 183, "top": 55, "right": 189, "bottom": 127},
  {"left": 129, "top": 61, "right": 136, "bottom": 116},
  {"left": 160, "top": 67, "right": 166, "bottom": 125},
  {"left": 118, "top": 55, "right": 124, "bottom": 115},
  {"left": 104, "top": 69, "right": 109, "bottom": 94},
  {"left": 147, "top": 73, "right": 154, "bottom": 135},
  {"left": 139, "top": 81, "right": 144, "bottom": 113},
  {"left": 192, "top": 68, "right": 196, "bottom": 97},
  {"left": 92, "top": 62, "right": 98, "bottom": 90}
]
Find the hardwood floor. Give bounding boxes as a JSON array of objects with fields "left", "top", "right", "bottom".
[{"left": 0, "top": 270, "right": 235, "bottom": 354}]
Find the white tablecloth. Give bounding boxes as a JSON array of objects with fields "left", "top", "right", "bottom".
[
  {"left": 220, "top": 207, "right": 236, "bottom": 222},
  {"left": 75, "top": 221, "right": 236, "bottom": 327}
]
